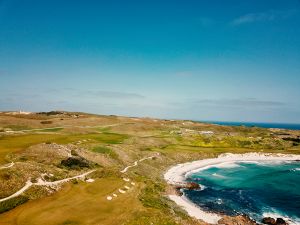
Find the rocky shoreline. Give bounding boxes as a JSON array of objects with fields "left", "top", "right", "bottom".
[
  {"left": 164, "top": 153, "right": 300, "bottom": 225},
  {"left": 168, "top": 184, "right": 290, "bottom": 225},
  {"left": 262, "top": 217, "right": 288, "bottom": 225}
]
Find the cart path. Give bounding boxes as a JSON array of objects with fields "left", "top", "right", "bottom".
[{"left": 0, "top": 170, "right": 95, "bottom": 203}]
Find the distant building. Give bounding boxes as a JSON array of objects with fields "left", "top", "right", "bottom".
[{"left": 5, "top": 110, "right": 32, "bottom": 115}]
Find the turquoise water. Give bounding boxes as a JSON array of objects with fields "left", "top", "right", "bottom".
[{"left": 185, "top": 161, "right": 300, "bottom": 223}]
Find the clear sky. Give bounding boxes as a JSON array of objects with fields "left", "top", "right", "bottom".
[{"left": 1, "top": 0, "right": 300, "bottom": 123}]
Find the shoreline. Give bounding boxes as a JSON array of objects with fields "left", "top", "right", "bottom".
[{"left": 164, "top": 152, "right": 300, "bottom": 224}]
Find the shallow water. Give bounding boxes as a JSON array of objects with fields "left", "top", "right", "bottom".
[{"left": 185, "top": 161, "right": 300, "bottom": 223}]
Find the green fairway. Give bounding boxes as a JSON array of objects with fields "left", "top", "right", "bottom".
[
  {"left": 0, "top": 132, "right": 128, "bottom": 163},
  {"left": 0, "top": 178, "right": 143, "bottom": 225}
]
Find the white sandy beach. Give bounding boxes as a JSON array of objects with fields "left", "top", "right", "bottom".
[{"left": 164, "top": 153, "right": 300, "bottom": 224}]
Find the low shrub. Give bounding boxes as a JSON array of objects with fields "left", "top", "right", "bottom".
[
  {"left": 138, "top": 180, "right": 168, "bottom": 210},
  {"left": 61, "top": 157, "right": 91, "bottom": 169},
  {"left": 0, "top": 195, "right": 29, "bottom": 214},
  {"left": 40, "top": 121, "right": 53, "bottom": 124}
]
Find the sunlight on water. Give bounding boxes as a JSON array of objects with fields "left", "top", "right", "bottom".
[{"left": 186, "top": 161, "right": 300, "bottom": 223}]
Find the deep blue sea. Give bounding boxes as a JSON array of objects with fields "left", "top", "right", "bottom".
[
  {"left": 185, "top": 161, "right": 300, "bottom": 224},
  {"left": 201, "top": 121, "right": 300, "bottom": 130}
]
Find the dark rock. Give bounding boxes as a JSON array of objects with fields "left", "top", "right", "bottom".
[
  {"left": 174, "top": 182, "right": 200, "bottom": 190},
  {"left": 219, "top": 214, "right": 257, "bottom": 225},
  {"left": 276, "top": 218, "right": 287, "bottom": 225},
  {"left": 262, "top": 217, "right": 276, "bottom": 225},
  {"left": 261, "top": 217, "right": 287, "bottom": 225},
  {"left": 61, "top": 156, "right": 91, "bottom": 168},
  {"left": 185, "top": 182, "right": 200, "bottom": 190},
  {"left": 175, "top": 187, "right": 183, "bottom": 196}
]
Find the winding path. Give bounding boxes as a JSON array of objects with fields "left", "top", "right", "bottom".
[
  {"left": 0, "top": 170, "right": 95, "bottom": 203},
  {"left": 120, "top": 153, "right": 159, "bottom": 173},
  {"left": 1, "top": 153, "right": 160, "bottom": 203},
  {"left": 106, "top": 153, "right": 160, "bottom": 201},
  {"left": 0, "top": 162, "right": 14, "bottom": 170}
]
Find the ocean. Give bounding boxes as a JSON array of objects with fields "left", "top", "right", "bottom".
[
  {"left": 185, "top": 161, "right": 300, "bottom": 224},
  {"left": 201, "top": 121, "right": 300, "bottom": 130}
]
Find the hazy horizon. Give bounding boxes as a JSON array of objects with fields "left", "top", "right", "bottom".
[{"left": 1, "top": 0, "right": 300, "bottom": 123}]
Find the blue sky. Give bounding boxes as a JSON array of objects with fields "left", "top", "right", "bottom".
[{"left": 0, "top": 0, "right": 300, "bottom": 123}]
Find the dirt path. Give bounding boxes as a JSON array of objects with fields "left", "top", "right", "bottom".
[
  {"left": 35, "top": 170, "right": 95, "bottom": 187},
  {"left": 0, "top": 162, "right": 14, "bottom": 170},
  {"left": 106, "top": 153, "right": 160, "bottom": 201},
  {"left": 0, "top": 170, "right": 95, "bottom": 203},
  {"left": 1, "top": 153, "right": 159, "bottom": 203},
  {"left": 120, "top": 153, "right": 159, "bottom": 173}
]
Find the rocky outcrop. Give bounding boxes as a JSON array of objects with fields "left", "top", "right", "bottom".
[
  {"left": 174, "top": 182, "right": 200, "bottom": 190},
  {"left": 174, "top": 187, "right": 183, "bottom": 196},
  {"left": 185, "top": 182, "right": 200, "bottom": 190},
  {"left": 167, "top": 182, "right": 200, "bottom": 196},
  {"left": 262, "top": 217, "right": 276, "bottom": 224},
  {"left": 262, "top": 217, "right": 287, "bottom": 225},
  {"left": 218, "top": 214, "right": 257, "bottom": 225},
  {"left": 275, "top": 218, "right": 287, "bottom": 225}
]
